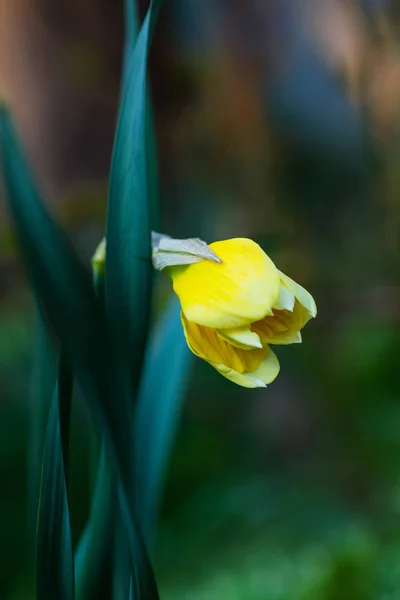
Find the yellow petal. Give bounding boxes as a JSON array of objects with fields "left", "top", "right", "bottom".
[
  {"left": 217, "top": 326, "right": 262, "bottom": 350},
  {"left": 252, "top": 272, "right": 316, "bottom": 345},
  {"left": 252, "top": 311, "right": 303, "bottom": 345},
  {"left": 278, "top": 270, "right": 317, "bottom": 318},
  {"left": 181, "top": 313, "right": 266, "bottom": 372},
  {"left": 273, "top": 284, "right": 295, "bottom": 312},
  {"left": 171, "top": 238, "right": 280, "bottom": 329},
  {"left": 181, "top": 313, "right": 279, "bottom": 387},
  {"left": 210, "top": 348, "right": 280, "bottom": 388}
]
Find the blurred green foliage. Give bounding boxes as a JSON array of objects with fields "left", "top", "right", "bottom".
[{"left": 1, "top": 0, "right": 400, "bottom": 598}]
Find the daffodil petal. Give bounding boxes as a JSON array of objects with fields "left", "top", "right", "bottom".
[
  {"left": 246, "top": 347, "right": 280, "bottom": 384},
  {"left": 217, "top": 327, "right": 262, "bottom": 350},
  {"left": 171, "top": 238, "right": 281, "bottom": 329},
  {"left": 210, "top": 346, "right": 280, "bottom": 388},
  {"left": 273, "top": 283, "right": 295, "bottom": 312},
  {"left": 181, "top": 313, "right": 267, "bottom": 372},
  {"left": 251, "top": 304, "right": 305, "bottom": 345},
  {"left": 256, "top": 324, "right": 302, "bottom": 345},
  {"left": 278, "top": 270, "right": 317, "bottom": 318}
]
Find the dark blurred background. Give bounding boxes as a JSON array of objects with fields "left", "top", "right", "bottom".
[{"left": 1, "top": 0, "right": 400, "bottom": 598}]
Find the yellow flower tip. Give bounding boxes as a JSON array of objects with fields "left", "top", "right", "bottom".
[
  {"left": 294, "top": 331, "right": 302, "bottom": 343},
  {"left": 278, "top": 270, "right": 317, "bottom": 318},
  {"left": 92, "top": 237, "right": 106, "bottom": 277},
  {"left": 247, "top": 376, "right": 267, "bottom": 388},
  {"left": 308, "top": 298, "right": 317, "bottom": 319},
  {"left": 172, "top": 238, "right": 281, "bottom": 329}
]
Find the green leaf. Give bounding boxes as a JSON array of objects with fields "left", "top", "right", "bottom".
[
  {"left": 28, "top": 311, "right": 56, "bottom": 536},
  {"left": 110, "top": 3, "right": 162, "bottom": 592},
  {"left": 122, "top": 0, "right": 139, "bottom": 86},
  {"left": 75, "top": 446, "right": 114, "bottom": 600},
  {"left": 0, "top": 108, "right": 123, "bottom": 463},
  {"left": 76, "top": 0, "right": 163, "bottom": 596},
  {"left": 36, "top": 352, "right": 74, "bottom": 600},
  {"left": 83, "top": 1, "right": 163, "bottom": 596},
  {"left": 146, "top": 112, "right": 160, "bottom": 233},
  {"left": 75, "top": 263, "right": 114, "bottom": 600},
  {"left": 122, "top": 0, "right": 160, "bottom": 234},
  {"left": 135, "top": 296, "right": 192, "bottom": 548},
  {"left": 0, "top": 109, "right": 158, "bottom": 597},
  {"left": 105, "top": 0, "right": 163, "bottom": 385}
]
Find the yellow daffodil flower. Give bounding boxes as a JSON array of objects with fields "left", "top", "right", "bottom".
[
  {"left": 157, "top": 237, "right": 317, "bottom": 388},
  {"left": 92, "top": 235, "right": 317, "bottom": 388}
]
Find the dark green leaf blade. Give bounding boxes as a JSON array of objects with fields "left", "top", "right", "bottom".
[
  {"left": 106, "top": 0, "right": 163, "bottom": 384},
  {"left": 28, "top": 311, "right": 56, "bottom": 535},
  {"left": 0, "top": 106, "right": 126, "bottom": 494},
  {"left": 109, "top": 2, "right": 163, "bottom": 596},
  {"left": 75, "top": 447, "right": 114, "bottom": 600},
  {"left": 36, "top": 353, "right": 74, "bottom": 600},
  {"left": 82, "top": 2, "right": 162, "bottom": 596},
  {"left": 74, "top": 269, "right": 114, "bottom": 600},
  {"left": 135, "top": 296, "right": 192, "bottom": 548},
  {"left": 122, "top": 0, "right": 139, "bottom": 85},
  {"left": 122, "top": 0, "right": 160, "bottom": 234},
  {"left": 0, "top": 110, "right": 159, "bottom": 598}
]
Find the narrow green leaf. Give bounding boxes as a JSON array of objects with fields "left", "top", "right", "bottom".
[
  {"left": 135, "top": 296, "right": 192, "bottom": 548},
  {"left": 122, "top": 0, "right": 160, "bottom": 234},
  {"left": 36, "top": 352, "right": 74, "bottom": 600},
  {"left": 108, "top": 3, "right": 163, "bottom": 595},
  {"left": 75, "top": 260, "right": 114, "bottom": 600},
  {"left": 145, "top": 112, "right": 160, "bottom": 233},
  {"left": 28, "top": 311, "right": 56, "bottom": 535},
  {"left": 0, "top": 110, "right": 159, "bottom": 598},
  {"left": 122, "top": 0, "right": 139, "bottom": 86},
  {"left": 106, "top": 0, "right": 163, "bottom": 384},
  {"left": 75, "top": 447, "right": 114, "bottom": 600},
  {"left": 0, "top": 108, "right": 128, "bottom": 469},
  {"left": 72, "top": 1, "right": 163, "bottom": 595},
  {"left": 100, "top": 2, "right": 162, "bottom": 596}
]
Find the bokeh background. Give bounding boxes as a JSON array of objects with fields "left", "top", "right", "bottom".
[{"left": 1, "top": 0, "right": 400, "bottom": 598}]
